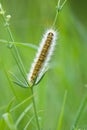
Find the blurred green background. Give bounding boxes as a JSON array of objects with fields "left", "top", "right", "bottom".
[{"left": 0, "top": 0, "right": 87, "bottom": 130}]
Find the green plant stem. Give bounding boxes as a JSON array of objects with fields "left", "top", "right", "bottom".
[
  {"left": 0, "top": 39, "right": 38, "bottom": 50},
  {"left": 52, "top": 0, "right": 67, "bottom": 27},
  {"left": 31, "top": 88, "right": 40, "bottom": 130},
  {"left": 1, "top": 12, "right": 29, "bottom": 86}
]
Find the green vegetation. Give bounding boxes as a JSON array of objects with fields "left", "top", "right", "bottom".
[{"left": 0, "top": 0, "right": 87, "bottom": 130}]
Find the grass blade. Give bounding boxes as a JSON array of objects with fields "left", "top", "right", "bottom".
[
  {"left": 71, "top": 94, "right": 87, "bottom": 130},
  {"left": 0, "top": 39, "right": 38, "bottom": 50},
  {"left": 2, "top": 63, "right": 17, "bottom": 97},
  {"left": 24, "top": 110, "right": 44, "bottom": 130},
  {"left": 9, "top": 71, "right": 28, "bottom": 88},
  {"left": 15, "top": 104, "right": 32, "bottom": 126},
  {"left": 13, "top": 80, "right": 28, "bottom": 88},
  {"left": 6, "top": 97, "right": 15, "bottom": 112},
  {"left": 57, "top": 90, "right": 67, "bottom": 130},
  {"left": 10, "top": 94, "right": 33, "bottom": 112}
]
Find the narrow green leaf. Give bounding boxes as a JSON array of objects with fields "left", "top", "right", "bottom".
[
  {"left": 14, "top": 41, "right": 38, "bottom": 50},
  {"left": 15, "top": 104, "right": 32, "bottom": 127},
  {"left": 9, "top": 71, "right": 28, "bottom": 88},
  {"left": 71, "top": 94, "right": 87, "bottom": 130},
  {"left": 24, "top": 115, "right": 34, "bottom": 130},
  {"left": 6, "top": 97, "right": 15, "bottom": 112},
  {"left": 24, "top": 110, "right": 44, "bottom": 130},
  {"left": 2, "top": 62, "right": 17, "bottom": 97},
  {"left": 57, "top": 90, "right": 67, "bottom": 130},
  {"left": 35, "top": 68, "right": 48, "bottom": 85},
  {"left": 10, "top": 46, "right": 29, "bottom": 86},
  {"left": 13, "top": 80, "right": 28, "bottom": 88},
  {"left": 0, "top": 39, "right": 38, "bottom": 50},
  {"left": 10, "top": 94, "right": 34, "bottom": 112}
]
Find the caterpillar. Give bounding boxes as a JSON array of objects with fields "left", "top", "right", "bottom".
[{"left": 28, "top": 29, "right": 57, "bottom": 87}]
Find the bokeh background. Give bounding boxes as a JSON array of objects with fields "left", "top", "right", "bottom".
[{"left": 0, "top": 0, "right": 87, "bottom": 130}]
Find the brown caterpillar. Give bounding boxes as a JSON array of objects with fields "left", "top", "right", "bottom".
[{"left": 28, "top": 29, "right": 57, "bottom": 87}]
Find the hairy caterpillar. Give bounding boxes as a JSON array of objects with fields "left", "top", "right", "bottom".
[{"left": 28, "top": 29, "right": 57, "bottom": 87}]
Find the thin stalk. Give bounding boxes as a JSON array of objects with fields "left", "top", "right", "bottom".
[
  {"left": 1, "top": 10, "right": 29, "bottom": 86},
  {"left": 52, "top": 0, "right": 67, "bottom": 27},
  {"left": 31, "top": 88, "right": 40, "bottom": 130},
  {"left": 52, "top": 0, "right": 59, "bottom": 27},
  {"left": 0, "top": 39, "right": 38, "bottom": 50},
  {"left": 24, "top": 110, "right": 44, "bottom": 130},
  {"left": 11, "top": 50, "right": 28, "bottom": 85}
]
